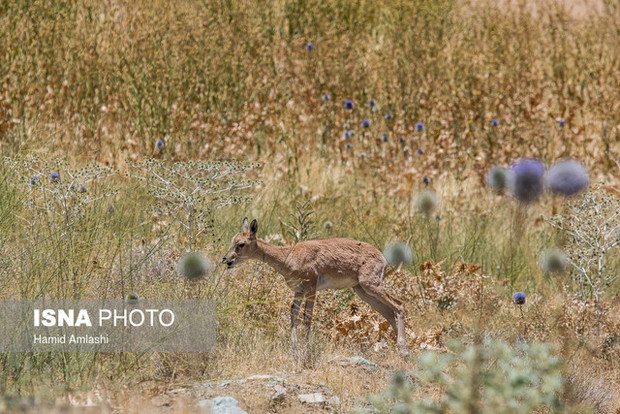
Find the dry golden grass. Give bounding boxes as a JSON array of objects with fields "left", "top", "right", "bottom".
[{"left": 0, "top": 0, "right": 619, "bottom": 412}]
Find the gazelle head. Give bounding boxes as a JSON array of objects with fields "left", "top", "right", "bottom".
[{"left": 222, "top": 217, "right": 258, "bottom": 268}]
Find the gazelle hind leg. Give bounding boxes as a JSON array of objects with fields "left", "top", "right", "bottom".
[
  {"left": 290, "top": 292, "right": 303, "bottom": 348},
  {"left": 358, "top": 265, "right": 408, "bottom": 356},
  {"left": 353, "top": 285, "right": 397, "bottom": 332}
]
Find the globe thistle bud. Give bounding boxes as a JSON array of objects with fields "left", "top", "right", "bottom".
[
  {"left": 50, "top": 172, "right": 60, "bottom": 183},
  {"left": 344, "top": 100, "right": 354, "bottom": 110},
  {"left": 306, "top": 43, "right": 313, "bottom": 51},
  {"left": 423, "top": 177, "right": 430, "bottom": 185},
  {"left": 392, "top": 371, "right": 407, "bottom": 387},
  {"left": 369, "top": 99, "right": 376, "bottom": 108},
  {"left": 124, "top": 290, "right": 140, "bottom": 305},
  {"left": 416, "top": 148, "right": 424, "bottom": 155},
  {"left": 360, "top": 152, "right": 366, "bottom": 159},
  {"left": 558, "top": 118, "right": 566, "bottom": 128},
  {"left": 383, "top": 242, "right": 414, "bottom": 266},
  {"left": 156, "top": 139, "right": 165, "bottom": 150},
  {"left": 344, "top": 130, "right": 353, "bottom": 139},
  {"left": 416, "top": 122, "right": 424, "bottom": 132},
  {"left": 362, "top": 119, "right": 370, "bottom": 128},
  {"left": 485, "top": 166, "right": 511, "bottom": 191},
  {"left": 382, "top": 132, "right": 389, "bottom": 142},
  {"left": 508, "top": 159, "right": 545, "bottom": 204},
  {"left": 513, "top": 292, "right": 526, "bottom": 305},
  {"left": 324, "top": 220, "right": 333, "bottom": 230},
  {"left": 414, "top": 190, "right": 439, "bottom": 214},
  {"left": 322, "top": 94, "right": 330, "bottom": 101},
  {"left": 491, "top": 118, "right": 499, "bottom": 127},
  {"left": 345, "top": 143, "right": 352, "bottom": 150},
  {"left": 176, "top": 252, "right": 213, "bottom": 281},
  {"left": 385, "top": 113, "right": 393, "bottom": 120},
  {"left": 539, "top": 248, "right": 568, "bottom": 273},
  {"left": 399, "top": 137, "right": 405, "bottom": 144},
  {"left": 30, "top": 176, "right": 39, "bottom": 186},
  {"left": 546, "top": 159, "right": 589, "bottom": 196}
]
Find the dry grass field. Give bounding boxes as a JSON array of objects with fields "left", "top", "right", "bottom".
[{"left": 0, "top": 0, "right": 619, "bottom": 412}]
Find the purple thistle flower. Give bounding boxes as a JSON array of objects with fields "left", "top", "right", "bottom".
[
  {"left": 513, "top": 292, "right": 526, "bottom": 305},
  {"left": 30, "top": 176, "right": 39, "bottom": 186},
  {"left": 362, "top": 119, "right": 370, "bottom": 128},
  {"left": 508, "top": 159, "right": 545, "bottom": 204},
  {"left": 322, "top": 94, "right": 330, "bottom": 101},
  {"left": 558, "top": 118, "right": 566, "bottom": 128},
  {"left": 306, "top": 43, "right": 313, "bottom": 51},
  {"left": 385, "top": 113, "right": 393, "bottom": 120},
  {"left": 344, "top": 100, "right": 354, "bottom": 110},
  {"left": 345, "top": 143, "right": 352, "bottom": 150},
  {"left": 416, "top": 148, "right": 424, "bottom": 155},
  {"left": 399, "top": 137, "right": 405, "bottom": 144},
  {"left": 416, "top": 122, "right": 424, "bottom": 132},
  {"left": 382, "top": 132, "right": 389, "bottom": 142},
  {"left": 369, "top": 99, "right": 376, "bottom": 107},
  {"left": 50, "top": 172, "right": 60, "bottom": 183},
  {"left": 423, "top": 177, "right": 430, "bottom": 185},
  {"left": 546, "top": 159, "right": 589, "bottom": 196},
  {"left": 491, "top": 118, "right": 499, "bottom": 127},
  {"left": 156, "top": 139, "right": 165, "bottom": 150},
  {"left": 344, "top": 130, "right": 353, "bottom": 139}
]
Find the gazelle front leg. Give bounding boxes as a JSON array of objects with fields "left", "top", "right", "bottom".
[{"left": 290, "top": 291, "right": 303, "bottom": 346}]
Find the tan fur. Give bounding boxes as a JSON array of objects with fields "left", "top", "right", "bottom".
[{"left": 223, "top": 218, "right": 409, "bottom": 356}]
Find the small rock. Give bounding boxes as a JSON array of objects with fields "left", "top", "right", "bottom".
[
  {"left": 328, "top": 396, "right": 340, "bottom": 406},
  {"left": 246, "top": 374, "right": 276, "bottom": 380},
  {"left": 196, "top": 396, "right": 247, "bottom": 414},
  {"left": 340, "top": 356, "right": 377, "bottom": 371},
  {"left": 271, "top": 385, "right": 287, "bottom": 402},
  {"left": 220, "top": 381, "right": 231, "bottom": 387},
  {"left": 298, "top": 393, "right": 326, "bottom": 404}
]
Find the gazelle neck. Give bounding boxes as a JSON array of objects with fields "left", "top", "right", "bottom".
[{"left": 251, "top": 239, "right": 293, "bottom": 274}]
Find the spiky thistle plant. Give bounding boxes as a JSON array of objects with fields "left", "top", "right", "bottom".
[
  {"left": 383, "top": 242, "right": 414, "bottom": 266},
  {"left": 508, "top": 159, "right": 545, "bottom": 204},
  {"left": 359, "top": 339, "right": 563, "bottom": 413},
  {"left": 485, "top": 166, "right": 511, "bottom": 192},
  {"left": 546, "top": 159, "right": 589, "bottom": 196},
  {"left": 124, "top": 290, "right": 140, "bottom": 305},
  {"left": 176, "top": 251, "right": 214, "bottom": 281},
  {"left": 546, "top": 184, "right": 619, "bottom": 334},
  {"left": 126, "top": 158, "right": 260, "bottom": 251},
  {"left": 414, "top": 190, "right": 439, "bottom": 215},
  {"left": 539, "top": 247, "right": 568, "bottom": 273},
  {"left": 3, "top": 155, "right": 117, "bottom": 232}
]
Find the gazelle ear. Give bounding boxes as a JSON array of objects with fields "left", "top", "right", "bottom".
[
  {"left": 250, "top": 219, "right": 258, "bottom": 239},
  {"left": 242, "top": 217, "right": 250, "bottom": 233}
]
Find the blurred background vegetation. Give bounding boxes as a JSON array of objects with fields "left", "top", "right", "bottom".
[{"left": 0, "top": 0, "right": 618, "bottom": 411}]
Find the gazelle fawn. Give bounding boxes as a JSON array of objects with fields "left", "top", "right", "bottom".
[{"left": 222, "top": 218, "right": 409, "bottom": 356}]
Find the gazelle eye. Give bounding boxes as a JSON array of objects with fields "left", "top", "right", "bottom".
[{"left": 237, "top": 243, "right": 245, "bottom": 248}]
